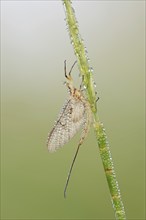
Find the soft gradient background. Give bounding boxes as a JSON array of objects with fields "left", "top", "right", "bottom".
[{"left": 1, "top": 1, "right": 145, "bottom": 219}]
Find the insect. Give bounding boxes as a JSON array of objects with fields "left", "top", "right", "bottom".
[{"left": 47, "top": 60, "right": 92, "bottom": 197}]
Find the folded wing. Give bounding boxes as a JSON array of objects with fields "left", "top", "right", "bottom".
[{"left": 47, "top": 97, "right": 85, "bottom": 152}]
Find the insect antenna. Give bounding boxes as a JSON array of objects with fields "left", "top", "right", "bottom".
[
  {"left": 68, "top": 60, "right": 77, "bottom": 76},
  {"left": 64, "top": 60, "right": 67, "bottom": 78},
  {"left": 64, "top": 60, "right": 77, "bottom": 79},
  {"left": 64, "top": 143, "right": 81, "bottom": 198}
]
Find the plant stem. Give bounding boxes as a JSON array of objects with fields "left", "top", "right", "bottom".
[{"left": 62, "top": 0, "right": 126, "bottom": 219}]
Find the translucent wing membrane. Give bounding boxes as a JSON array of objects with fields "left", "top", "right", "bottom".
[{"left": 47, "top": 96, "right": 86, "bottom": 152}]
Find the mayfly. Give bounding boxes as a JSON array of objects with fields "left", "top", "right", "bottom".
[{"left": 47, "top": 60, "right": 92, "bottom": 197}]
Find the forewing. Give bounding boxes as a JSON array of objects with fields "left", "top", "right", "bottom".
[{"left": 47, "top": 97, "right": 85, "bottom": 152}]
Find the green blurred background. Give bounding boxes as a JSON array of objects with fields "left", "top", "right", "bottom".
[{"left": 1, "top": 1, "right": 145, "bottom": 219}]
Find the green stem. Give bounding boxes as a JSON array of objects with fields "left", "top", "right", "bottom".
[{"left": 63, "top": 0, "right": 126, "bottom": 219}]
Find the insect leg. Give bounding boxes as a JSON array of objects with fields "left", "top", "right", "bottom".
[
  {"left": 80, "top": 75, "right": 84, "bottom": 90},
  {"left": 96, "top": 97, "right": 100, "bottom": 102}
]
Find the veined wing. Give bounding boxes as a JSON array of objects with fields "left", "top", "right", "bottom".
[{"left": 47, "top": 97, "right": 85, "bottom": 152}]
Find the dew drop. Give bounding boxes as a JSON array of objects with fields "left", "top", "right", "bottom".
[
  {"left": 81, "top": 38, "right": 84, "bottom": 43},
  {"left": 90, "top": 67, "right": 94, "bottom": 72},
  {"left": 84, "top": 47, "right": 88, "bottom": 53},
  {"left": 93, "top": 82, "right": 97, "bottom": 88}
]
